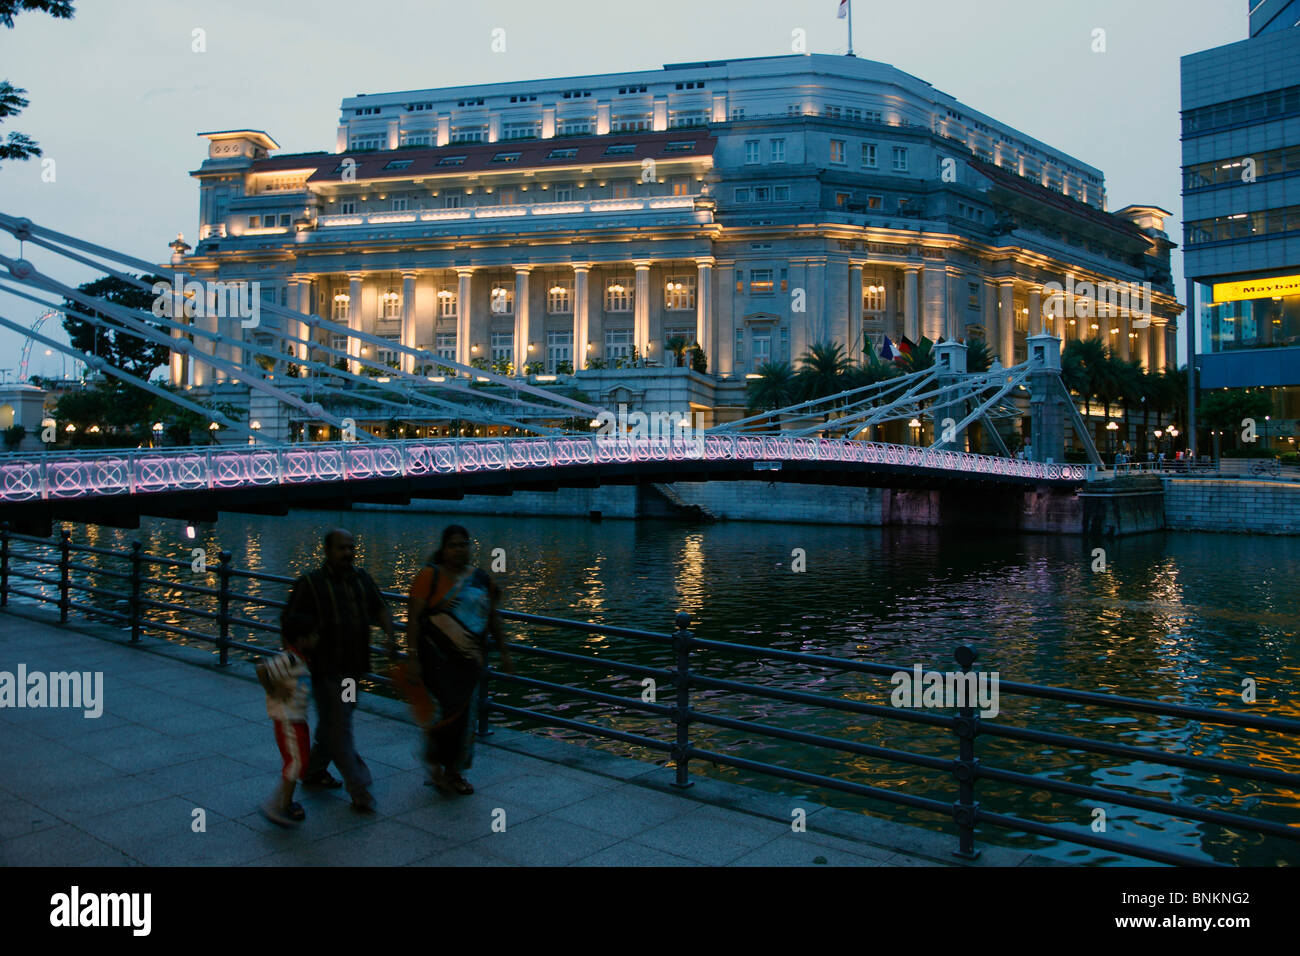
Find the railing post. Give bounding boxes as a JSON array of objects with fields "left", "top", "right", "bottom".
[
  {"left": 950, "top": 644, "right": 982, "bottom": 861},
  {"left": 0, "top": 521, "right": 10, "bottom": 608},
  {"left": 58, "top": 528, "right": 71, "bottom": 623},
  {"left": 128, "top": 541, "right": 143, "bottom": 643},
  {"left": 217, "top": 550, "right": 232, "bottom": 666},
  {"left": 671, "top": 611, "right": 694, "bottom": 789},
  {"left": 477, "top": 647, "right": 494, "bottom": 738}
]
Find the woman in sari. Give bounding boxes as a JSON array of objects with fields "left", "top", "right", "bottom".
[{"left": 405, "top": 524, "right": 514, "bottom": 794}]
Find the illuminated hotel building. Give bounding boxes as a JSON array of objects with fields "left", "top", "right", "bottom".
[
  {"left": 174, "top": 54, "right": 1179, "bottom": 424},
  {"left": 1182, "top": 2, "right": 1300, "bottom": 440}
]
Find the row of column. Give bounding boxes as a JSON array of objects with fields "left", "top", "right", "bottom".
[{"left": 285, "top": 259, "right": 716, "bottom": 376}]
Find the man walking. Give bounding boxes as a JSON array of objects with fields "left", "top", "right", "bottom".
[{"left": 282, "top": 528, "right": 395, "bottom": 812}]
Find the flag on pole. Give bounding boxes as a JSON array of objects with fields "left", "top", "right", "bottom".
[
  {"left": 880, "top": 336, "right": 895, "bottom": 361},
  {"left": 898, "top": 336, "right": 915, "bottom": 355},
  {"left": 837, "top": 0, "right": 849, "bottom": 18}
]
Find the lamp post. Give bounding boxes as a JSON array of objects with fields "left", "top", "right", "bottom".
[
  {"left": 909, "top": 417, "right": 921, "bottom": 446},
  {"left": 208, "top": 421, "right": 219, "bottom": 445},
  {"left": 1106, "top": 420, "right": 1118, "bottom": 462}
]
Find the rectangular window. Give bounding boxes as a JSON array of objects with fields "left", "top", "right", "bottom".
[
  {"left": 491, "top": 331, "right": 514, "bottom": 364},
  {"left": 744, "top": 140, "right": 760, "bottom": 164},
  {"left": 380, "top": 289, "right": 401, "bottom": 319},
  {"left": 773, "top": 185, "right": 790, "bottom": 201},
  {"left": 279, "top": 214, "right": 292, "bottom": 228},
  {"left": 665, "top": 276, "right": 696, "bottom": 310},
  {"left": 735, "top": 328, "right": 744, "bottom": 367},
  {"left": 664, "top": 140, "right": 696, "bottom": 152},
  {"left": 605, "top": 327, "right": 633, "bottom": 361},
  {"left": 604, "top": 277, "right": 633, "bottom": 312},
  {"left": 863, "top": 280, "right": 885, "bottom": 312},
  {"left": 835, "top": 192, "right": 850, "bottom": 207},
  {"left": 348, "top": 135, "right": 383, "bottom": 151},
  {"left": 435, "top": 332, "right": 456, "bottom": 361},
  {"left": 491, "top": 152, "right": 522, "bottom": 164},
  {"left": 752, "top": 332, "right": 771, "bottom": 367},
  {"left": 437, "top": 156, "right": 467, "bottom": 166},
  {"left": 611, "top": 116, "right": 651, "bottom": 132},
  {"left": 554, "top": 186, "right": 574, "bottom": 202},
  {"left": 862, "top": 143, "right": 877, "bottom": 168},
  {"left": 752, "top": 186, "right": 770, "bottom": 202},
  {"left": 443, "top": 193, "right": 462, "bottom": 208},
  {"left": 866, "top": 195, "right": 882, "bottom": 209},
  {"left": 376, "top": 334, "right": 400, "bottom": 368},
  {"left": 450, "top": 129, "right": 484, "bottom": 144},
  {"left": 498, "top": 187, "right": 517, "bottom": 205},
  {"left": 384, "top": 159, "right": 413, "bottom": 170},
  {"left": 612, "top": 183, "right": 632, "bottom": 199},
  {"left": 668, "top": 112, "right": 707, "bottom": 129},
  {"left": 438, "top": 289, "right": 458, "bottom": 318},
  {"left": 730, "top": 107, "right": 745, "bottom": 120},
  {"left": 605, "top": 143, "right": 636, "bottom": 155},
  {"left": 501, "top": 123, "right": 539, "bottom": 140},
  {"left": 664, "top": 327, "right": 693, "bottom": 355},
  {"left": 547, "top": 329, "right": 572, "bottom": 372},
  {"left": 547, "top": 282, "right": 572, "bottom": 314},
  {"left": 391, "top": 197, "right": 408, "bottom": 212},
  {"left": 734, "top": 187, "right": 751, "bottom": 203},
  {"left": 548, "top": 148, "right": 578, "bottom": 159},
  {"left": 248, "top": 215, "right": 260, "bottom": 229},
  {"left": 557, "top": 119, "right": 592, "bottom": 136},
  {"left": 671, "top": 178, "right": 690, "bottom": 196},
  {"left": 892, "top": 147, "right": 909, "bottom": 171},
  {"left": 830, "top": 139, "right": 846, "bottom": 164},
  {"left": 750, "top": 269, "right": 774, "bottom": 294},
  {"left": 329, "top": 333, "right": 348, "bottom": 354},
  {"left": 770, "top": 138, "right": 786, "bottom": 163},
  {"left": 330, "top": 293, "right": 350, "bottom": 319}
]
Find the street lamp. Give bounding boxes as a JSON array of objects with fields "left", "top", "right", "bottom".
[
  {"left": 909, "top": 417, "right": 922, "bottom": 445},
  {"left": 1106, "top": 420, "right": 1119, "bottom": 461},
  {"left": 152, "top": 422, "right": 163, "bottom": 448},
  {"left": 208, "top": 421, "right": 219, "bottom": 445}
]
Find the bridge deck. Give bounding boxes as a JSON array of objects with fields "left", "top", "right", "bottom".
[{"left": 0, "top": 610, "right": 1059, "bottom": 867}]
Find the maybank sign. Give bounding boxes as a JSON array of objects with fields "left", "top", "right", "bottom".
[{"left": 1212, "top": 274, "right": 1300, "bottom": 304}]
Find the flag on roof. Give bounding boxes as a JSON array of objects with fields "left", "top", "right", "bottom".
[{"left": 837, "top": 0, "right": 849, "bottom": 19}]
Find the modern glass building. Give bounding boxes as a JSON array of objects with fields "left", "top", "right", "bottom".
[
  {"left": 1182, "top": 2, "right": 1300, "bottom": 448},
  {"left": 173, "top": 54, "right": 1179, "bottom": 433}
]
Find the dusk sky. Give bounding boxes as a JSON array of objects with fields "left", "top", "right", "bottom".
[{"left": 0, "top": 0, "right": 1247, "bottom": 377}]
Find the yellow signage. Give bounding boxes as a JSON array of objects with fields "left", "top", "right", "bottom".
[{"left": 1212, "top": 274, "right": 1300, "bottom": 303}]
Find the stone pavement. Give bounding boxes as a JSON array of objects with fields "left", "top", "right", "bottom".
[{"left": 0, "top": 608, "right": 1056, "bottom": 867}]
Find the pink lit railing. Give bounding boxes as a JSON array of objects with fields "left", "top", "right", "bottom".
[{"left": 0, "top": 438, "right": 1088, "bottom": 504}]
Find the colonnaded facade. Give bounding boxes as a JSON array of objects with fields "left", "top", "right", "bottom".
[{"left": 170, "top": 53, "right": 1181, "bottom": 427}]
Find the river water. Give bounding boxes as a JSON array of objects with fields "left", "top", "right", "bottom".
[{"left": 12, "top": 509, "right": 1300, "bottom": 866}]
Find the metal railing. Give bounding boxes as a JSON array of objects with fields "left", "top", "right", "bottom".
[{"left": 3, "top": 523, "right": 1298, "bottom": 867}]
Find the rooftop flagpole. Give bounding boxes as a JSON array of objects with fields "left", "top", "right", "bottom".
[{"left": 848, "top": 0, "right": 854, "bottom": 56}]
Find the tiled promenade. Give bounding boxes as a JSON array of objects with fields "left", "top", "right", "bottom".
[{"left": 0, "top": 608, "right": 1055, "bottom": 867}]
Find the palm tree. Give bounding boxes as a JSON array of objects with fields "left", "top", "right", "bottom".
[
  {"left": 1116, "top": 358, "right": 1145, "bottom": 434},
  {"left": 965, "top": 337, "right": 993, "bottom": 373},
  {"left": 664, "top": 335, "right": 690, "bottom": 368},
  {"left": 1062, "top": 338, "right": 1108, "bottom": 417},
  {"left": 746, "top": 362, "right": 797, "bottom": 412},
  {"left": 794, "top": 342, "right": 855, "bottom": 401}
]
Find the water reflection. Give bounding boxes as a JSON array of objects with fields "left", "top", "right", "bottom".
[{"left": 5, "top": 512, "right": 1299, "bottom": 865}]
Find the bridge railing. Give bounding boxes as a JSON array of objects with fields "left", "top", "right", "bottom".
[
  {"left": 0, "top": 436, "right": 1090, "bottom": 504},
  {"left": 3, "top": 523, "right": 1296, "bottom": 867}
]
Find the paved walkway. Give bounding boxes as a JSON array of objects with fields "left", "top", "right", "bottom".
[{"left": 0, "top": 608, "right": 1051, "bottom": 867}]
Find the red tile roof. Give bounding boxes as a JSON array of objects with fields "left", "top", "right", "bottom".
[{"left": 249, "top": 131, "right": 716, "bottom": 184}]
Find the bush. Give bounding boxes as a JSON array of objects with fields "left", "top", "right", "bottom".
[
  {"left": 1280, "top": 452, "right": 1298, "bottom": 464},
  {"left": 689, "top": 344, "right": 707, "bottom": 374},
  {"left": 3, "top": 424, "right": 27, "bottom": 450}
]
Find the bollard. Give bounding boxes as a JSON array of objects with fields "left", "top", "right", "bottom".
[
  {"left": 128, "top": 541, "right": 143, "bottom": 643},
  {"left": 950, "top": 644, "right": 982, "bottom": 861},
  {"left": 671, "top": 611, "right": 694, "bottom": 789},
  {"left": 217, "top": 550, "right": 232, "bottom": 666},
  {"left": 58, "top": 528, "right": 71, "bottom": 623}
]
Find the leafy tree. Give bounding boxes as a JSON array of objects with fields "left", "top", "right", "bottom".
[
  {"left": 585, "top": 357, "right": 607, "bottom": 371},
  {"left": 1197, "top": 388, "right": 1272, "bottom": 452},
  {"left": 0, "top": 1, "right": 75, "bottom": 165},
  {"left": 746, "top": 362, "right": 796, "bottom": 412},
  {"left": 60, "top": 273, "right": 171, "bottom": 380},
  {"left": 688, "top": 344, "right": 707, "bottom": 374},
  {"left": 3, "top": 423, "right": 27, "bottom": 449}
]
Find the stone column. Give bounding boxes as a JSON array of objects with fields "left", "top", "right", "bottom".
[
  {"left": 633, "top": 261, "right": 651, "bottom": 357},
  {"left": 400, "top": 272, "right": 417, "bottom": 373},
  {"left": 903, "top": 266, "right": 920, "bottom": 342},
  {"left": 514, "top": 267, "right": 532, "bottom": 375},
  {"left": 1029, "top": 285, "right": 1043, "bottom": 336},
  {"left": 947, "top": 269, "right": 963, "bottom": 341},
  {"left": 1152, "top": 318, "right": 1168, "bottom": 372},
  {"left": 1136, "top": 323, "right": 1150, "bottom": 371},
  {"left": 1117, "top": 311, "right": 1131, "bottom": 362},
  {"left": 695, "top": 257, "right": 714, "bottom": 356},
  {"left": 456, "top": 269, "right": 474, "bottom": 367},
  {"left": 982, "top": 278, "right": 998, "bottom": 349},
  {"left": 923, "top": 264, "right": 947, "bottom": 341},
  {"left": 347, "top": 273, "right": 363, "bottom": 375},
  {"left": 573, "top": 264, "right": 590, "bottom": 369},
  {"left": 848, "top": 263, "right": 863, "bottom": 361},
  {"left": 998, "top": 280, "right": 1015, "bottom": 366},
  {"left": 169, "top": 273, "right": 188, "bottom": 385}
]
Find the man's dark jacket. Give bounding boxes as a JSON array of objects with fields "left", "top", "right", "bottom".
[{"left": 281, "top": 565, "right": 385, "bottom": 677}]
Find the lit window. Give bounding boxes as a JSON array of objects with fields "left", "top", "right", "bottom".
[
  {"left": 665, "top": 276, "right": 696, "bottom": 311},
  {"left": 604, "top": 277, "right": 633, "bottom": 312},
  {"left": 548, "top": 148, "right": 578, "bottom": 159},
  {"left": 547, "top": 283, "right": 572, "bottom": 314},
  {"left": 489, "top": 285, "right": 514, "bottom": 316},
  {"left": 612, "top": 183, "right": 632, "bottom": 199},
  {"left": 438, "top": 289, "right": 458, "bottom": 318},
  {"left": 750, "top": 269, "right": 774, "bottom": 294},
  {"left": 830, "top": 140, "right": 846, "bottom": 164},
  {"left": 491, "top": 152, "right": 522, "bottom": 164},
  {"left": 437, "top": 156, "right": 467, "bottom": 166}
]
